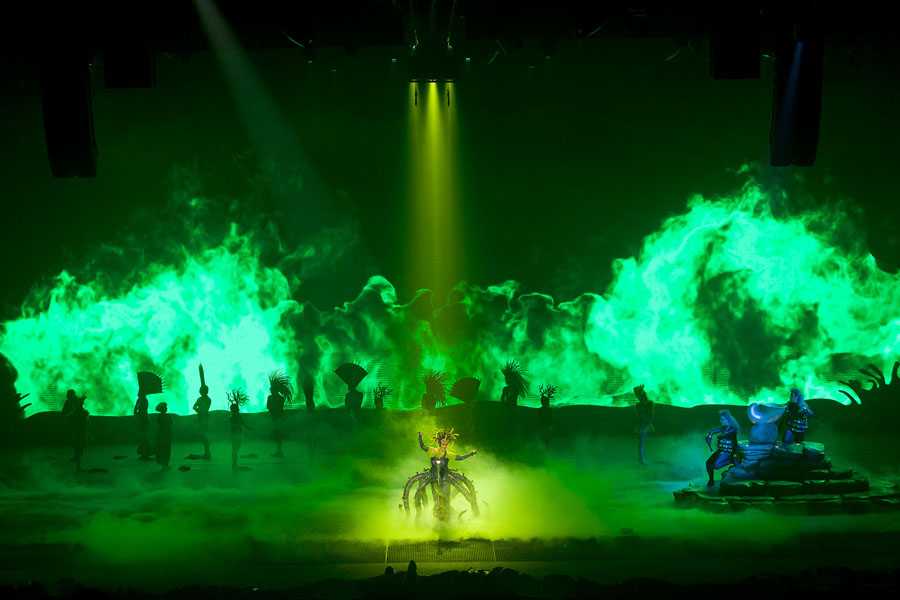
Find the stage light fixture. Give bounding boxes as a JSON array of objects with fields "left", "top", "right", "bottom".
[
  {"left": 406, "top": 0, "right": 461, "bottom": 82},
  {"left": 769, "top": 24, "right": 824, "bottom": 166}
]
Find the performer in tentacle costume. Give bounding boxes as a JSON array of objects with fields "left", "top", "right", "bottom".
[{"left": 402, "top": 428, "right": 479, "bottom": 522}]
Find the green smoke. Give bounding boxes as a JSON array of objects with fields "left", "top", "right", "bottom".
[
  {"left": 1, "top": 174, "right": 898, "bottom": 414},
  {"left": 0, "top": 226, "right": 301, "bottom": 415}
]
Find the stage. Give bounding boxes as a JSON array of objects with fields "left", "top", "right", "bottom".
[{"left": 2, "top": 428, "right": 899, "bottom": 592}]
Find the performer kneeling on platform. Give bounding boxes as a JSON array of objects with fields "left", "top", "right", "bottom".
[{"left": 705, "top": 409, "right": 740, "bottom": 487}]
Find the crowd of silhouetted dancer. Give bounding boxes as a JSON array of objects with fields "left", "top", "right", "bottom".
[{"left": 51, "top": 354, "right": 819, "bottom": 484}]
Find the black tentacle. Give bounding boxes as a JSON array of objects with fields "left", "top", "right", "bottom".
[
  {"left": 448, "top": 470, "right": 479, "bottom": 516},
  {"left": 414, "top": 475, "right": 431, "bottom": 512},
  {"left": 402, "top": 472, "right": 430, "bottom": 514}
]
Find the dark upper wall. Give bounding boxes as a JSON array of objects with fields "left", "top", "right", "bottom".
[{"left": 0, "top": 37, "right": 898, "bottom": 316}]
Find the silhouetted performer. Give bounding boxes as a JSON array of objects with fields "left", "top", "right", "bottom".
[
  {"left": 266, "top": 371, "right": 292, "bottom": 457},
  {"left": 500, "top": 361, "right": 528, "bottom": 407},
  {"left": 193, "top": 385, "right": 212, "bottom": 460},
  {"left": 421, "top": 371, "right": 445, "bottom": 411},
  {"left": 134, "top": 392, "right": 151, "bottom": 460},
  {"left": 539, "top": 384, "right": 557, "bottom": 445},
  {"left": 705, "top": 410, "right": 740, "bottom": 486},
  {"left": 779, "top": 387, "right": 814, "bottom": 444},
  {"left": 344, "top": 387, "right": 363, "bottom": 413},
  {"left": 301, "top": 372, "right": 315, "bottom": 412},
  {"left": 135, "top": 371, "right": 163, "bottom": 460},
  {"left": 70, "top": 394, "right": 89, "bottom": 471},
  {"left": 62, "top": 388, "right": 79, "bottom": 417},
  {"left": 228, "top": 390, "right": 250, "bottom": 471},
  {"left": 633, "top": 384, "right": 655, "bottom": 465},
  {"left": 335, "top": 363, "right": 368, "bottom": 416},
  {"left": 1, "top": 353, "right": 30, "bottom": 435},
  {"left": 155, "top": 402, "right": 172, "bottom": 469},
  {"left": 373, "top": 384, "right": 392, "bottom": 410}
]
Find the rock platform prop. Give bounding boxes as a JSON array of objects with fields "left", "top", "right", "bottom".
[{"left": 674, "top": 441, "right": 900, "bottom": 513}]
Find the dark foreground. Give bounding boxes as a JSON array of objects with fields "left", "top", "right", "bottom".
[
  {"left": 2, "top": 402, "right": 900, "bottom": 596},
  {"left": 4, "top": 566, "right": 900, "bottom": 600}
]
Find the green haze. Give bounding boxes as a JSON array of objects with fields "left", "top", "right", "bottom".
[{"left": 1, "top": 172, "right": 897, "bottom": 415}]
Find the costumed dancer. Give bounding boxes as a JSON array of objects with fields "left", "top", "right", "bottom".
[
  {"left": 266, "top": 371, "right": 292, "bottom": 457},
  {"left": 68, "top": 391, "right": 89, "bottom": 471},
  {"left": 401, "top": 428, "right": 479, "bottom": 522},
  {"left": 335, "top": 363, "right": 367, "bottom": 416},
  {"left": 228, "top": 389, "right": 250, "bottom": 471},
  {"left": 135, "top": 372, "right": 163, "bottom": 460},
  {"left": 633, "top": 384, "right": 654, "bottom": 465},
  {"left": 538, "top": 383, "right": 557, "bottom": 444},
  {"left": 705, "top": 409, "right": 740, "bottom": 486},
  {"left": 500, "top": 361, "right": 528, "bottom": 407},
  {"left": 61, "top": 389, "right": 79, "bottom": 417},
  {"left": 779, "top": 388, "right": 814, "bottom": 444},
  {"left": 155, "top": 402, "right": 172, "bottom": 469},
  {"left": 373, "top": 384, "right": 392, "bottom": 410},
  {"left": 193, "top": 364, "right": 212, "bottom": 459},
  {"left": 421, "top": 371, "right": 446, "bottom": 411}
]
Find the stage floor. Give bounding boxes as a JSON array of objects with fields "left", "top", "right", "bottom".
[{"left": 2, "top": 438, "right": 900, "bottom": 590}]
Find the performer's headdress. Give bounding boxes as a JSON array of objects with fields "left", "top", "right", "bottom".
[
  {"left": 268, "top": 370, "right": 293, "bottom": 402},
  {"left": 424, "top": 370, "right": 446, "bottom": 405},
  {"left": 198, "top": 364, "right": 208, "bottom": 395},
  {"left": 719, "top": 409, "right": 741, "bottom": 434},
  {"left": 539, "top": 384, "right": 558, "bottom": 399},
  {"left": 501, "top": 360, "right": 529, "bottom": 396},
  {"left": 432, "top": 427, "right": 459, "bottom": 446},
  {"left": 227, "top": 389, "right": 249, "bottom": 409},
  {"left": 632, "top": 384, "right": 648, "bottom": 402},
  {"left": 137, "top": 371, "right": 164, "bottom": 396}
]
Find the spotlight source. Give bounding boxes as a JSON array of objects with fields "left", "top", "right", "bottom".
[
  {"left": 769, "top": 24, "right": 824, "bottom": 166},
  {"left": 40, "top": 50, "right": 97, "bottom": 177},
  {"left": 409, "top": 45, "right": 459, "bottom": 82},
  {"left": 406, "top": 0, "right": 460, "bottom": 82}
]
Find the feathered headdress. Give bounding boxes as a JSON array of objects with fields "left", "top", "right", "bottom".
[
  {"left": 424, "top": 370, "right": 447, "bottom": 405},
  {"left": 268, "top": 370, "right": 293, "bottom": 402},
  {"left": 425, "top": 369, "right": 446, "bottom": 398},
  {"left": 227, "top": 389, "right": 249, "bottom": 408},
  {"left": 432, "top": 427, "right": 459, "bottom": 446},
  {"left": 137, "top": 371, "right": 164, "bottom": 396},
  {"left": 501, "top": 361, "right": 529, "bottom": 397}
]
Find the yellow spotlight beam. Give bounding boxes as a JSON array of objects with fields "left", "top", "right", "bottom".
[{"left": 408, "top": 82, "right": 460, "bottom": 301}]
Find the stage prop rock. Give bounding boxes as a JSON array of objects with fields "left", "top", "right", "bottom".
[{"left": 674, "top": 440, "right": 900, "bottom": 514}]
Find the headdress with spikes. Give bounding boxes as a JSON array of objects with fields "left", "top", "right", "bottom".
[
  {"left": 501, "top": 360, "right": 529, "bottom": 397},
  {"left": 268, "top": 370, "right": 293, "bottom": 403},
  {"left": 227, "top": 388, "right": 249, "bottom": 408}
]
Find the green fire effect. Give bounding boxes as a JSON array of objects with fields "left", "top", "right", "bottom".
[
  {"left": 1, "top": 178, "right": 898, "bottom": 415},
  {"left": 1, "top": 227, "right": 301, "bottom": 415}
]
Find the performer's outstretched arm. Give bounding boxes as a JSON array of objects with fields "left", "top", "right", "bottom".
[
  {"left": 418, "top": 432, "right": 428, "bottom": 452},
  {"left": 455, "top": 450, "right": 478, "bottom": 461}
]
